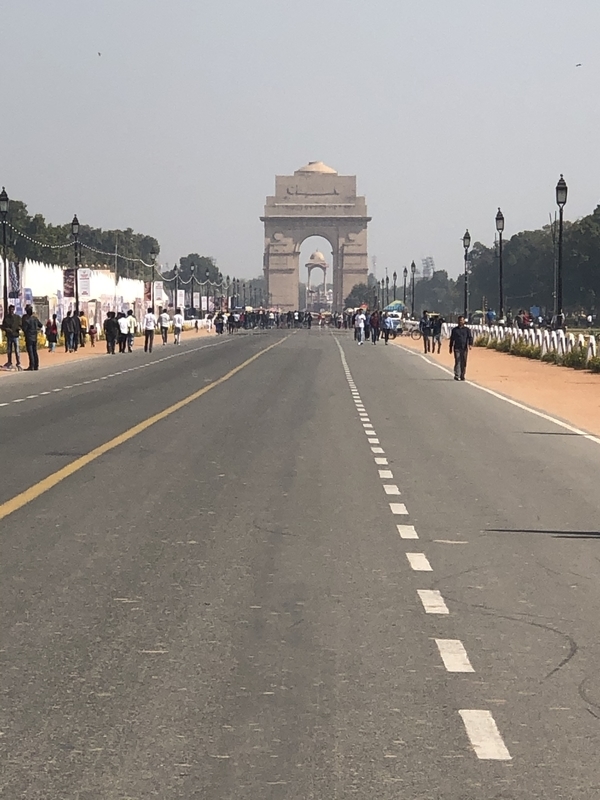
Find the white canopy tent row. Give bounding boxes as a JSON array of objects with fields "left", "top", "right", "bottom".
[{"left": 0, "top": 256, "right": 149, "bottom": 342}]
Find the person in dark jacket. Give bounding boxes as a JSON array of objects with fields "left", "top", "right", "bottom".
[
  {"left": 449, "top": 316, "right": 473, "bottom": 381},
  {"left": 61, "top": 311, "right": 75, "bottom": 352},
  {"left": 21, "top": 305, "right": 42, "bottom": 370},
  {"left": 1, "top": 305, "right": 22, "bottom": 370},
  {"left": 103, "top": 312, "right": 119, "bottom": 354}
]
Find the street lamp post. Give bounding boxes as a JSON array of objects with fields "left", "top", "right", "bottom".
[
  {"left": 385, "top": 275, "right": 389, "bottom": 308},
  {"left": 0, "top": 187, "right": 8, "bottom": 317},
  {"left": 150, "top": 249, "right": 156, "bottom": 309},
  {"left": 495, "top": 208, "right": 505, "bottom": 320},
  {"left": 226, "top": 275, "right": 230, "bottom": 309},
  {"left": 71, "top": 215, "right": 80, "bottom": 313},
  {"left": 393, "top": 271, "right": 397, "bottom": 302},
  {"left": 189, "top": 263, "right": 195, "bottom": 314},
  {"left": 205, "top": 269, "right": 210, "bottom": 317},
  {"left": 462, "top": 229, "right": 471, "bottom": 319},
  {"left": 174, "top": 265, "right": 179, "bottom": 311},
  {"left": 403, "top": 266, "right": 408, "bottom": 307},
  {"left": 410, "top": 261, "right": 416, "bottom": 317},
  {"left": 555, "top": 174, "right": 568, "bottom": 327}
]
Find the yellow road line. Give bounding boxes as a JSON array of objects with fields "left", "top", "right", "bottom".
[{"left": 0, "top": 336, "right": 288, "bottom": 522}]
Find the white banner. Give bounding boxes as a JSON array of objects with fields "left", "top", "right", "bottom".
[
  {"left": 193, "top": 291, "right": 200, "bottom": 308},
  {"left": 201, "top": 296, "right": 208, "bottom": 311},
  {"left": 176, "top": 289, "right": 185, "bottom": 309},
  {"left": 79, "top": 268, "right": 91, "bottom": 298},
  {"left": 153, "top": 281, "right": 164, "bottom": 303}
]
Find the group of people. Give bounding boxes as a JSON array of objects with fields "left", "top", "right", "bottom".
[
  {"left": 141, "top": 308, "right": 185, "bottom": 352},
  {"left": 351, "top": 309, "right": 395, "bottom": 345},
  {"left": 418, "top": 310, "right": 445, "bottom": 354},
  {"left": 1, "top": 304, "right": 44, "bottom": 371}
]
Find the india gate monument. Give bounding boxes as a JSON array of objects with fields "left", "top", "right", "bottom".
[{"left": 261, "top": 162, "right": 371, "bottom": 312}]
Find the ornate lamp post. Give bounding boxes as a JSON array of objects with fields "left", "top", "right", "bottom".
[
  {"left": 0, "top": 187, "right": 8, "bottom": 316},
  {"left": 71, "top": 215, "right": 80, "bottom": 313},
  {"left": 393, "top": 271, "right": 397, "bottom": 302},
  {"left": 555, "top": 174, "right": 568, "bottom": 326},
  {"left": 410, "top": 261, "right": 416, "bottom": 317},
  {"left": 402, "top": 266, "right": 408, "bottom": 307},
  {"left": 189, "top": 263, "right": 196, "bottom": 314},
  {"left": 385, "top": 274, "right": 389, "bottom": 307},
  {"left": 226, "top": 275, "right": 231, "bottom": 309},
  {"left": 149, "top": 249, "right": 157, "bottom": 309},
  {"left": 462, "top": 229, "right": 471, "bottom": 319},
  {"left": 205, "top": 268, "right": 210, "bottom": 317},
  {"left": 173, "top": 265, "right": 180, "bottom": 310},
  {"left": 495, "top": 208, "right": 505, "bottom": 320}
]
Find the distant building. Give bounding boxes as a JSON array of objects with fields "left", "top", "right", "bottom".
[{"left": 421, "top": 256, "right": 435, "bottom": 279}]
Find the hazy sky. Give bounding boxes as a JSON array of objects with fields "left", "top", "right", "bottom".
[{"left": 3, "top": 0, "right": 599, "bottom": 280}]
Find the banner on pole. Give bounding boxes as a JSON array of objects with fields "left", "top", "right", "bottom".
[
  {"left": 176, "top": 289, "right": 185, "bottom": 309},
  {"left": 201, "top": 296, "right": 208, "bottom": 311},
  {"left": 153, "top": 281, "right": 164, "bottom": 303},
  {"left": 63, "top": 269, "right": 75, "bottom": 297},
  {"left": 193, "top": 291, "right": 200, "bottom": 308},
  {"left": 79, "top": 268, "right": 91, "bottom": 298},
  {"left": 144, "top": 281, "right": 152, "bottom": 303},
  {"left": 8, "top": 262, "right": 21, "bottom": 298}
]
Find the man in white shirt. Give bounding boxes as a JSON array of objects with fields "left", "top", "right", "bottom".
[
  {"left": 117, "top": 313, "right": 129, "bottom": 353},
  {"left": 159, "top": 309, "right": 170, "bottom": 345},
  {"left": 355, "top": 310, "right": 366, "bottom": 345},
  {"left": 173, "top": 308, "right": 184, "bottom": 345},
  {"left": 126, "top": 309, "right": 137, "bottom": 352},
  {"left": 143, "top": 307, "right": 157, "bottom": 353}
]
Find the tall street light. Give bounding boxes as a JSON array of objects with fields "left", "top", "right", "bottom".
[
  {"left": 205, "top": 268, "right": 210, "bottom": 317},
  {"left": 403, "top": 266, "right": 408, "bottom": 307},
  {"left": 189, "top": 263, "right": 196, "bottom": 313},
  {"left": 495, "top": 208, "right": 505, "bottom": 321},
  {"left": 385, "top": 274, "right": 389, "bottom": 308},
  {"left": 71, "top": 215, "right": 80, "bottom": 313},
  {"left": 555, "top": 174, "right": 568, "bottom": 326},
  {"left": 462, "top": 229, "right": 471, "bottom": 319},
  {"left": 393, "top": 271, "right": 397, "bottom": 301},
  {"left": 0, "top": 187, "right": 8, "bottom": 317},
  {"left": 173, "top": 265, "right": 180, "bottom": 310},
  {"left": 410, "top": 261, "right": 416, "bottom": 317},
  {"left": 150, "top": 249, "right": 157, "bottom": 309}
]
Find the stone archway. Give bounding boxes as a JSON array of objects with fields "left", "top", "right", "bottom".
[{"left": 261, "top": 162, "right": 371, "bottom": 312}]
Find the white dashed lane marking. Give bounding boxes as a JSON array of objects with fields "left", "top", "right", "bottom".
[
  {"left": 458, "top": 710, "right": 512, "bottom": 760},
  {"left": 389, "top": 502, "right": 408, "bottom": 515},
  {"left": 397, "top": 524, "right": 419, "bottom": 539},
  {"left": 435, "top": 639, "right": 474, "bottom": 673},
  {"left": 371, "top": 447, "right": 385, "bottom": 454},
  {"left": 417, "top": 590, "right": 449, "bottom": 614},
  {"left": 406, "top": 552, "right": 432, "bottom": 571},
  {"left": 374, "top": 457, "right": 388, "bottom": 465},
  {"left": 379, "top": 469, "right": 393, "bottom": 479},
  {"left": 383, "top": 484, "right": 401, "bottom": 496}
]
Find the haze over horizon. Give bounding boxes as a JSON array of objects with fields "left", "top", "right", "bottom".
[{"left": 2, "top": 0, "right": 599, "bottom": 281}]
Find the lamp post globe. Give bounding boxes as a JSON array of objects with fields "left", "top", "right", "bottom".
[{"left": 392, "top": 271, "right": 397, "bottom": 301}]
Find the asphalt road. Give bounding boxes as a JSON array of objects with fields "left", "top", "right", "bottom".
[{"left": 2, "top": 327, "right": 600, "bottom": 798}]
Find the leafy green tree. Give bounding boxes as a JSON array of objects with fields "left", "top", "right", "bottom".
[{"left": 344, "top": 282, "right": 376, "bottom": 308}]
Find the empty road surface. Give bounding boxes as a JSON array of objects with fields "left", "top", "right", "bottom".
[{"left": 2, "top": 328, "right": 600, "bottom": 798}]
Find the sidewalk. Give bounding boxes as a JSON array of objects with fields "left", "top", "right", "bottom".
[
  {"left": 392, "top": 334, "right": 600, "bottom": 438},
  {"left": 0, "top": 328, "right": 214, "bottom": 378}
]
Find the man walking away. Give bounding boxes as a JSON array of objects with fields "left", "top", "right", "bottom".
[
  {"left": 103, "top": 312, "right": 119, "bottom": 354},
  {"left": 72, "top": 311, "right": 81, "bottom": 352},
  {"left": 370, "top": 310, "right": 380, "bottom": 344},
  {"left": 126, "top": 309, "right": 137, "bottom": 352},
  {"left": 1, "top": 304, "right": 22, "bottom": 370},
  {"left": 382, "top": 312, "right": 393, "bottom": 345},
  {"left": 355, "top": 309, "right": 366, "bottom": 345},
  {"left": 173, "top": 307, "right": 184, "bottom": 344},
  {"left": 21, "top": 305, "right": 42, "bottom": 370},
  {"left": 79, "top": 310, "right": 88, "bottom": 347},
  {"left": 61, "top": 311, "right": 75, "bottom": 353},
  {"left": 143, "top": 307, "right": 157, "bottom": 352},
  {"left": 419, "top": 310, "right": 432, "bottom": 353},
  {"left": 449, "top": 316, "right": 473, "bottom": 381},
  {"left": 159, "top": 308, "right": 170, "bottom": 345},
  {"left": 117, "top": 312, "right": 128, "bottom": 353},
  {"left": 432, "top": 315, "right": 444, "bottom": 354}
]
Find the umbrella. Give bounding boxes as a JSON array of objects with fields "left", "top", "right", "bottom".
[{"left": 384, "top": 300, "right": 406, "bottom": 312}]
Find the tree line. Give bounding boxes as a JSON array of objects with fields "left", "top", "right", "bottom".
[{"left": 344, "top": 203, "right": 600, "bottom": 316}]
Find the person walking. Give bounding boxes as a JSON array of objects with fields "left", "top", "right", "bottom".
[
  {"left": 370, "top": 310, "right": 380, "bottom": 344},
  {"left": 449, "top": 315, "right": 473, "bottom": 381},
  {"left": 45, "top": 314, "right": 58, "bottom": 353},
  {"left": 21, "top": 305, "right": 42, "bottom": 370},
  {"left": 172, "top": 307, "right": 184, "bottom": 344},
  {"left": 431, "top": 315, "right": 444, "bottom": 354},
  {"left": 117, "top": 312, "right": 128, "bottom": 353},
  {"left": 355, "top": 308, "right": 366, "bottom": 345},
  {"left": 126, "top": 310, "right": 137, "bottom": 352},
  {"left": 61, "top": 311, "right": 75, "bottom": 353},
  {"left": 382, "top": 312, "right": 393, "bottom": 345},
  {"left": 72, "top": 311, "right": 81, "bottom": 352},
  {"left": 79, "top": 310, "right": 88, "bottom": 347},
  {"left": 159, "top": 308, "right": 170, "bottom": 345},
  {"left": 103, "top": 312, "right": 119, "bottom": 354},
  {"left": 143, "top": 307, "right": 157, "bottom": 352},
  {"left": 419, "top": 310, "right": 432, "bottom": 353},
  {"left": 1, "top": 304, "right": 22, "bottom": 370},
  {"left": 89, "top": 322, "right": 97, "bottom": 347}
]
